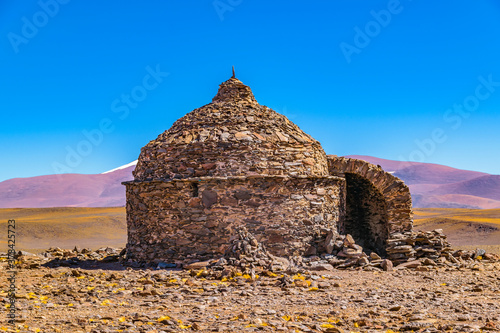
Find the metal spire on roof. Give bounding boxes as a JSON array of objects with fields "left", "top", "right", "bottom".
[{"left": 232, "top": 66, "right": 235, "bottom": 78}]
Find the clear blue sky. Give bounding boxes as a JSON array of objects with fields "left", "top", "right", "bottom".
[{"left": 1, "top": 0, "right": 500, "bottom": 182}]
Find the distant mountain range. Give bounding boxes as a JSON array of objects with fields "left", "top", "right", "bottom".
[
  {"left": 348, "top": 155, "right": 500, "bottom": 209},
  {"left": 0, "top": 156, "right": 498, "bottom": 209},
  {"left": 0, "top": 165, "right": 134, "bottom": 208}
]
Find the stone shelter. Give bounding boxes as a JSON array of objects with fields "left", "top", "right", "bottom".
[{"left": 123, "top": 74, "right": 414, "bottom": 262}]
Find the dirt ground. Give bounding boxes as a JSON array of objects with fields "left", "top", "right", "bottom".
[{"left": 1, "top": 254, "right": 500, "bottom": 333}]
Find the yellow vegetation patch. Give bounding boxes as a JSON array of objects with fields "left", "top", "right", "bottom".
[{"left": 0, "top": 207, "right": 126, "bottom": 250}]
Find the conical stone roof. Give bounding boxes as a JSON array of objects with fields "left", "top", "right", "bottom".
[{"left": 133, "top": 76, "right": 329, "bottom": 181}]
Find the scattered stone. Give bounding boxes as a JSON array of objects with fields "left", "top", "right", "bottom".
[
  {"left": 395, "top": 260, "right": 422, "bottom": 270},
  {"left": 381, "top": 259, "right": 393, "bottom": 272},
  {"left": 184, "top": 260, "right": 212, "bottom": 270}
]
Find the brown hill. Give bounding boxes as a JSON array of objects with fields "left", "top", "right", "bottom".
[
  {"left": 346, "top": 155, "right": 488, "bottom": 185},
  {"left": 412, "top": 194, "right": 500, "bottom": 210},
  {"left": 0, "top": 166, "right": 134, "bottom": 208},
  {"left": 347, "top": 155, "right": 500, "bottom": 209},
  {"left": 431, "top": 175, "right": 500, "bottom": 201}
]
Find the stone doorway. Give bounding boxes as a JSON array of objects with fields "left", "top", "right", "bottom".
[
  {"left": 328, "top": 156, "right": 414, "bottom": 255},
  {"left": 341, "top": 173, "right": 389, "bottom": 254}
]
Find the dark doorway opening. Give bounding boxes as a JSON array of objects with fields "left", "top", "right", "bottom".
[{"left": 341, "top": 173, "right": 389, "bottom": 254}]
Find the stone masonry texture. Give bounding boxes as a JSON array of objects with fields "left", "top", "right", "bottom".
[{"left": 123, "top": 75, "right": 419, "bottom": 263}]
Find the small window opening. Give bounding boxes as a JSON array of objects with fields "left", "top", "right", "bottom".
[{"left": 192, "top": 182, "right": 199, "bottom": 197}]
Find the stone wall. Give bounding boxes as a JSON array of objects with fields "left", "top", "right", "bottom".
[
  {"left": 327, "top": 156, "right": 413, "bottom": 246},
  {"left": 123, "top": 175, "right": 344, "bottom": 262}
]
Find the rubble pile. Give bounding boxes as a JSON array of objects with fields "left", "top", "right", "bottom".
[
  {"left": 386, "top": 229, "right": 453, "bottom": 264},
  {"left": 10, "top": 247, "right": 126, "bottom": 270},
  {"left": 223, "top": 227, "right": 277, "bottom": 267},
  {"left": 205, "top": 227, "right": 290, "bottom": 276},
  {"left": 181, "top": 228, "right": 500, "bottom": 275}
]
